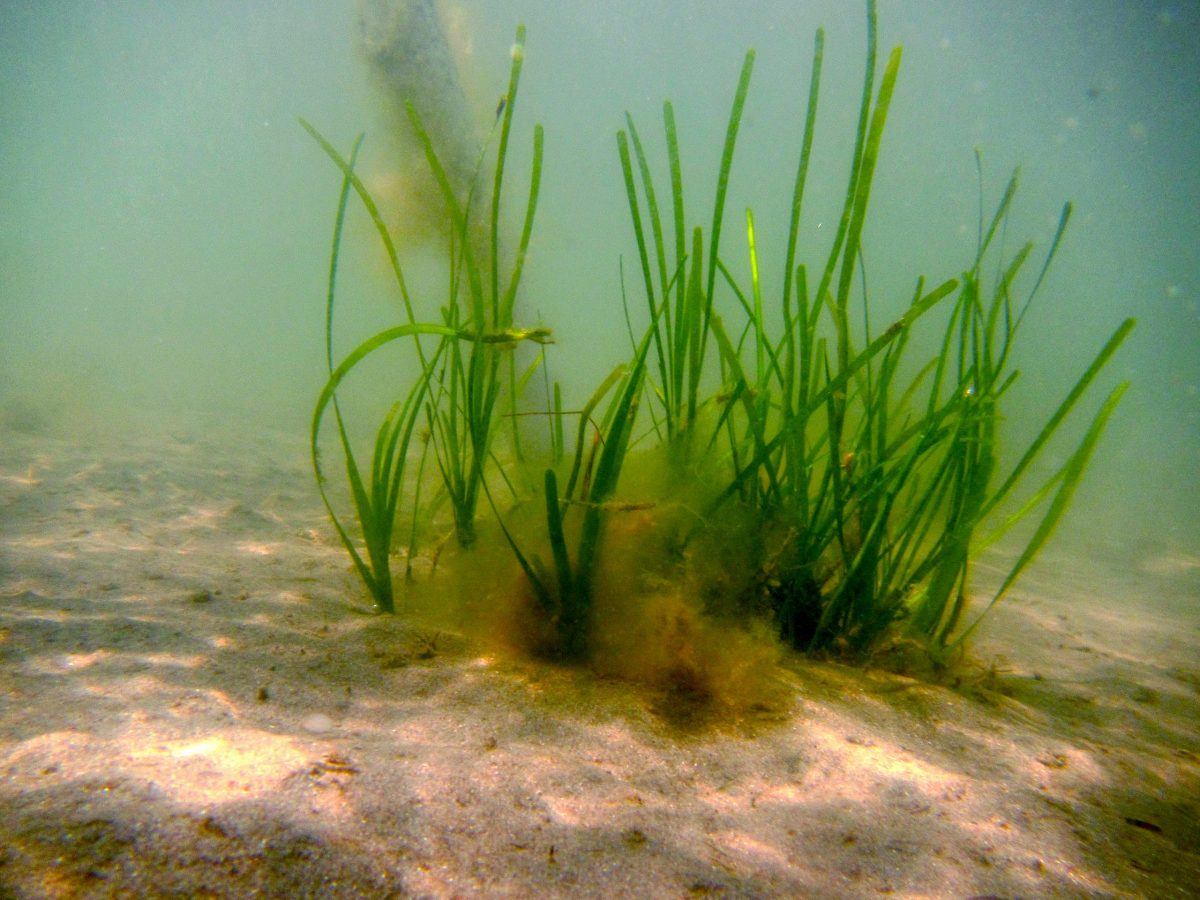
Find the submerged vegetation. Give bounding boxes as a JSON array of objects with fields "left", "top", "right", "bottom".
[{"left": 306, "top": 3, "right": 1134, "bottom": 689}]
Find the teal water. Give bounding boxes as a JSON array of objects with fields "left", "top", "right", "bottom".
[{"left": 2, "top": 0, "right": 1197, "bottom": 564}]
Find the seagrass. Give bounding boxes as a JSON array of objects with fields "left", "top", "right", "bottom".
[{"left": 307, "top": 5, "right": 1133, "bottom": 669}]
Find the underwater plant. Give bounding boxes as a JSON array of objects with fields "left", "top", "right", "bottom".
[
  {"left": 487, "top": 324, "right": 655, "bottom": 659},
  {"left": 612, "top": 0, "right": 1134, "bottom": 662},
  {"left": 306, "top": 25, "right": 549, "bottom": 613},
  {"left": 402, "top": 26, "right": 547, "bottom": 549},
  {"left": 307, "top": 4, "right": 1132, "bottom": 676}
]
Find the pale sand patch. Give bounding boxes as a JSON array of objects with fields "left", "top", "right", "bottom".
[{"left": 1, "top": 421, "right": 1197, "bottom": 897}]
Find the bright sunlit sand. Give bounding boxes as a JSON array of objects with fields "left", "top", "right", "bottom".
[{"left": 1, "top": 423, "right": 1196, "bottom": 897}]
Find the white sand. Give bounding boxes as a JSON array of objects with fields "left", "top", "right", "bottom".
[{"left": 1, "top": 419, "right": 1197, "bottom": 898}]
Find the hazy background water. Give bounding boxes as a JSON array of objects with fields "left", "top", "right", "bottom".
[{"left": 2, "top": 1, "right": 1196, "bottom": 566}]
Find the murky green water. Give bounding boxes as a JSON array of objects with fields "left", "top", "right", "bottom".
[{"left": 2, "top": 0, "right": 1196, "bottom": 571}]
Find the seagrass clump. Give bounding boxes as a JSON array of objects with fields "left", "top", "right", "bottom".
[{"left": 307, "top": 4, "right": 1132, "bottom": 673}]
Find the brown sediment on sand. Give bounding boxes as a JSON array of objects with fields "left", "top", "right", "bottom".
[{"left": 1, "top": 419, "right": 1198, "bottom": 898}]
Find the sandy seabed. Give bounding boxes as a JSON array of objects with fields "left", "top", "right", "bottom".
[{"left": 1, "top": 417, "right": 1197, "bottom": 899}]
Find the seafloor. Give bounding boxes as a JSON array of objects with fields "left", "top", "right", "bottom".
[{"left": 1, "top": 415, "right": 1197, "bottom": 898}]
